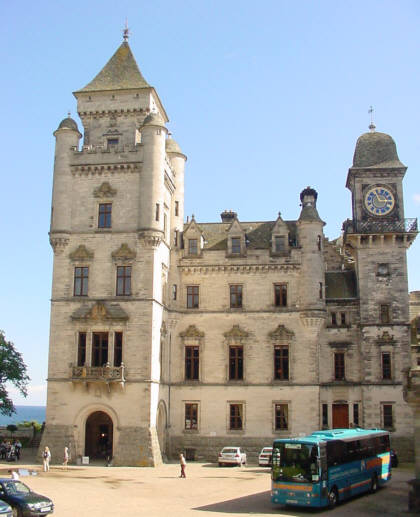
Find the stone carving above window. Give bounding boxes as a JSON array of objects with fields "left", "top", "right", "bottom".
[
  {"left": 224, "top": 325, "right": 249, "bottom": 343},
  {"left": 179, "top": 325, "right": 205, "bottom": 339},
  {"left": 71, "top": 301, "right": 128, "bottom": 321},
  {"left": 268, "top": 325, "right": 295, "bottom": 343},
  {"left": 376, "top": 331, "right": 396, "bottom": 346},
  {"left": 69, "top": 244, "right": 94, "bottom": 261},
  {"left": 93, "top": 182, "right": 117, "bottom": 198},
  {"left": 111, "top": 243, "right": 136, "bottom": 261}
]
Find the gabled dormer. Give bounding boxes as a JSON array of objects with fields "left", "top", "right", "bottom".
[
  {"left": 183, "top": 215, "right": 204, "bottom": 257},
  {"left": 271, "top": 212, "right": 289, "bottom": 256},
  {"left": 227, "top": 214, "right": 246, "bottom": 257}
]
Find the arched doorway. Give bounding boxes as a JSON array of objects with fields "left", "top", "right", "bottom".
[{"left": 85, "top": 411, "right": 113, "bottom": 459}]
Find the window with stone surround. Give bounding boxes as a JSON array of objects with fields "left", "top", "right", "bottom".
[
  {"left": 382, "top": 352, "right": 392, "bottom": 380},
  {"left": 274, "top": 403, "right": 288, "bottom": 430},
  {"left": 322, "top": 403, "right": 328, "bottom": 428},
  {"left": 380, "top": 304, "right": 390, "bottom": 324},
  {"left": 77, "top": 332, "right": 86, "bottom": 367},
  {"left": 74, "top": 267, "right": 89, "bottom": 296},
  {"left": 188, "top": 239, "right": 198, "bottom": 255},
  {"left": 231, "top": 237, "right": 241, "bottom": 254},
  {"left": 382, "top": 403, "right": 394, "bottom": 429},
  {"left": 229, "top": 403, "right": 243, "bottom": 430},
  {"left": 353, "top": 403, "right": 359, "bottom": 426},
  {"left": 274, "top": 346, "right": 289, "bottom": 380},
  {"left": 274, "top": 284, "right": 287, "bottom": 307},
  {"left": 274, "top": 236, "right": 286, "bottom": 252},
  {"left": 185, "top": 346, "right": 199, "bottom": 380},
  {"left": 116, "top": 266, "right": 131, "bottom": 296},
  {"left": 230, "top": 285, "right": 243, "bottom": 308},
  {"left": 92, "top": 332, "right": 108, "bottom": 367},
  {"left": 229, "top": 346, "right": 243, "bottom": 380},
  {"left": 175, "top": 201, "right": 179, "bottom": 217},
  {"left": 185, "top": 403, "right": 198, "bottom": 430},
  {"left": 186, "top": 285, "right": 199, "bottom": 308},
  {"left": 334, "top": 352, "right": 345, "bottom": 380},
  {"left": 114, "top": 332, "right": 123, "bottom": 366},
  {"left": 98, "top": 203, "right": 112, "bottom": 228}
]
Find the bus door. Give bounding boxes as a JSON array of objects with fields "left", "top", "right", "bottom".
[{"left": 318, "top": 443, "right": 329, "bottom": 505}]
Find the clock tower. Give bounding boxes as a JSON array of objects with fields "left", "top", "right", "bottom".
[{"left": 343, "top": 127, "right": 417, "bottom": 436}]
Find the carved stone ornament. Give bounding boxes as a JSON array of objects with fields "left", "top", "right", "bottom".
[
  {"left": 69, "top": 244, "right": 94, "bottom": 261},
  {"left": 223, "top": 325, "right": 249, "bottom": 340},
  {"left": 71, "top": 301, "right": 129, "bottom": 321},
  {"left": 111, "top": 243, "right": 136, "bottom": 261},
  {"left": 93, "top": 182, "right": 117, "bottom": 198},
  {"left": 49, "top": 236, "right": 69, "bottom": 254},
  {"left": 179, "top": 325, "right": 205, "bottom": 339},
  {"left": 268, "top": 325, "right": 295, "bottom": 342},
  {"left": 161, "top": 322, "right": 167, "bottom": 337},
  {"left": 376, "top": 331, "right": 396, "bottom": 346}
]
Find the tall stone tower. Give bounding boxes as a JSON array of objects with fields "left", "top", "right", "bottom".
[
  {"left": 343, "top": 128, "right": 417, "bottom": 446},
  {"left": 43, "top": 38, "right": 186, "bottom": 465}
]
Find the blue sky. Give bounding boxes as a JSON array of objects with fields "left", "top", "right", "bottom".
[{"left": 1, "top": 0, "right": 419, "bottom": 405}]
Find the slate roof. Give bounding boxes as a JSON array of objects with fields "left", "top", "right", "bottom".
[
  {"left": 298, "top": 204, "right": 324, "bottom": 223},
  {"left": 75, "top": 42, "right": 150, "bottom": 93},
  {"left": 325, "top": 271, "right": 358, "bottom": 299},
  {"left": 352, "top": 131, "right": 405, "bottom": 169},
  {"left": 194, "top": 221, "right": 298, "bottom": 250}
]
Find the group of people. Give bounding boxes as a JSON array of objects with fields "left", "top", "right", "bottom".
[
  {"left": 0, "top": 439, "right": 22, "bottom": 461},
  {"left": 42, "top": 446, "right": 69, "bottom": 472}
]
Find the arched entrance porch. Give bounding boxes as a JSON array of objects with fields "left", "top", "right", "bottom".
[{"left": 85, "top": 411, "right": 113, "bottom": 459}]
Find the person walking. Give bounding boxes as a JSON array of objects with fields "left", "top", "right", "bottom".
[
  {"left": 63, "top": 446, "right": 69, "bottom": 470},
  {"left": 8, "top": 469, "right": 19, "bottom": 480},
  {"left": 179, "top": 453, "right": 186, "bottom": 478},
  {"left": 42, "top": 447, "right": 51, "bottom": 472}
]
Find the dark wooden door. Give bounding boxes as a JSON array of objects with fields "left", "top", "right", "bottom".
[{"left": 332, "top": 404, "right": 349, "bottom": 428}]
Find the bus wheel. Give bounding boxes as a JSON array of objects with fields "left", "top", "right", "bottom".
[
  {"left": 370, "top": 474, "right": 378, "bottom": 493},
  {"left": 328, "top": 487, "right": 338, "bottom": 509}
]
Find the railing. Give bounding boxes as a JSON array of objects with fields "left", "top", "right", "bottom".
[
  {"left": 343, "top": 218, "right": 417, "bottom": 234},
  {"left": 71, "top": 363, "right": 126, "bottom": 384}
]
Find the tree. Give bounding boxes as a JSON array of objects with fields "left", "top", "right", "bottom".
[
  {"left": 6, "top": 424, "right": 17, "bottom": 438},
  {"left": 0, "top": 330, "right": 30, "bottom": 416}
]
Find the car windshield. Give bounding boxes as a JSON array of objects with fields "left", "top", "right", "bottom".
[
  {"left": 261, "top": 448, "right": 272, "bottom": 454},
  {"left": 222, "top": 448, "right": 238, "bottom": 454},
  {"left": 272, "top": 443, "right": 319, "bottom": 483},
  {"left": 3, "top": 481, "right": 31, "bottom": 495}
]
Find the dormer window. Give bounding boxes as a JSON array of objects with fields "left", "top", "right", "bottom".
[
  {"left": 274, "top": 236, "right": 286, "bottom": 252},
  {"left": 231, "top": 237, "right": 241, "bottom": 254},
  {"left": 107, "top": 138, "right": 119, "bottom": 149},
  {"left": 188, "top": 239, "right": 198, "bottom": 255}
]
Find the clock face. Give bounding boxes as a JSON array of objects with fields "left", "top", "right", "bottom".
[{"left": 364, "top": 186, "right": 395, "bottom": 216}]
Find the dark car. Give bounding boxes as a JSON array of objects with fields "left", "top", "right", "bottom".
[
  {"left": 391, "top": 449, "right": 399, "bottom": 468},
  {"left": 0, "top": 479, "right": 53, "bottom": 517},
  {"left": 0, "top": 500, "right": 12, "bottom": 517}
]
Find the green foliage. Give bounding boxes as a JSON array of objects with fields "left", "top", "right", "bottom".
[
  {"left": 6, "top": 424, "right": 17, "bottom": 436},
  {"left": 0, "top": 330, "right": 30, "bottom": 416},
  {"left": 17, "top": 420, "right": 42, "bottom": 432}
]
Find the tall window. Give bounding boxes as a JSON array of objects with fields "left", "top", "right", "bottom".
[
  {"left": 98, "top": 203, "right": 112, "bottom": 228},
  {"left": 92, "top": 332, "right": 108, "bottom": 367},
  {"left": 187, "top": 286, "right": 199, "bottom": 308},
  {"left": 382, "top": 404, "right": 393, "bottom": 429},
  {"left": 274, "top": 284, "right": 287, "bottom": 307},
  {"left": 322, "top": 404, "right": 328, "bottom": 428},
  {"left": 274, "top": 236, "right": 286, "bottom": 252},
  {"left": 116, "top": 266, "right": 131, "bottom": 296},
  {"left": 334, "top": 352, "right": 345, "bottom": 380},
  {"left": 77, "top": 332, "right": 86, "bottom": 367},
  {"left": 174, "top": 230, "right": 179, "bottom": 247},
  {"left": 319, "top": 282, "right": 323, "bottom": 299},
  {"left": 230, "top": 285, "right": 243, "bottom": 308},
  {"left": 317, "top": 235, "right": 322, "bottom": 251},
  {"left": 155, "top": 203, "right": 160, "bottom": 221},
  {"left": 275, "top": 404, "right": 288, "bottom": 430},
  {"left": 172, "top": 284, "right": 177, "bottom": 301},
  {"left": 175, "top": 201, "right": 179, "bottom": 216},
  {"left": 229, "top": 346, "right": 243, "bottom": 380},
  {"left": 188, "top": 239, "right": 198, "bottom": 255},
  {"left": 229, "top": 403, "right": 243, "bottom": 430},
  {"left": 114, "top": 332, "right": 123, "bottom": 366},
  {"left": 380, "top": 304, "right": 390, "bottom": 324},
  {"left": 382, "top": 352, "right": 392, "bottom": 380},
  {"left": 274, "top": 346, "right": 289, "bottom": 380},
  {"left": 231, "top": 237, "right": 241, "bottom": 254},
  {"left": 185, "top": 403, "right": 198, "bottom": 430},
  {"left": 353, "top": 403, "right": 359, "bottom": 427},
  {"left": 185, "top": 346, "right": 199, "bottom": 380},
  {"left": 331, "top": 312, "right": 337, "bottom": 326},
  {"left": 74, "top": 267, "right": 89, "bottom": 296}
]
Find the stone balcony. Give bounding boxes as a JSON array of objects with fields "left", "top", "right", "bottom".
[{"left": 70, "top": 363, "right": 126, "bottom": 390}]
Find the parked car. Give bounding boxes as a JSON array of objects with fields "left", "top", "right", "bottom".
[
  {"left": 0, "top": 479, "right": 53, "bottom": 516},
  {"left": 218, "top": 447, "right": 246, "bottom": 466},
  {"left": 391, "top": 449, "right": 399, "bottom": 468},
  {"left": 0, "top": 500, "right": 12, "bottom": 517},
  {"left": 258, "top": 446, "right": 273, "bottom": 467}
]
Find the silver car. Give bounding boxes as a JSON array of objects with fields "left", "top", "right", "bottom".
[
  {"left": 218, "top": 447, "right": 246, "bottom": 466},
  {"left": 258, "top": 446, "right": 273, "bottom": 466}
]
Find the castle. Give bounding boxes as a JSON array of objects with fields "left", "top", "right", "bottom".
[{"left": 41, "top": 38, "right": 418, "bottom": 465}]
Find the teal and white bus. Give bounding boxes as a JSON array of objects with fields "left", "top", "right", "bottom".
[{"left": 271, "top": 428, "right": 391, "bottom": 508}]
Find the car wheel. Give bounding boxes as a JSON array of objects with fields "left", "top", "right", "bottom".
[
  {"left": 328, "top": 487, "right": 338, "bottom": 509},
  {"left": 370, "top": 474, "right": 378, "bottom": 493}
]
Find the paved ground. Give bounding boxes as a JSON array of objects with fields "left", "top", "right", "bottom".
[{"left": 0, "top": 450, "right": 416, "bottom": 516}]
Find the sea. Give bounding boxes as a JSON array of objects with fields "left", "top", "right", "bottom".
[{"left": 0, "top": 406, "right": 46, "bottom": 426}]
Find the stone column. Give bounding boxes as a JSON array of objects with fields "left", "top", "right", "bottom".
[{"left": 406, "top": 367, "right": 420, "bottom": 512}]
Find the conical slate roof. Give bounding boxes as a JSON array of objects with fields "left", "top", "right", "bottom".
[{"left": 75, "top": 42, "right": 150, "bottom": 92}]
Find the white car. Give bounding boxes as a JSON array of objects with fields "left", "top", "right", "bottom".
[
  {"left": 258, "top": 446, "right": 273, "bottom": 466},
  {"left": 218, "top": 447, "right": 247, "bottom": 466}
]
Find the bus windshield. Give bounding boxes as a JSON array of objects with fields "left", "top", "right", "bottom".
[{"left": 272, "top": 442, "right": 319, "bottom": 483}]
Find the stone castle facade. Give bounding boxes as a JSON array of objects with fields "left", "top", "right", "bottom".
[{"left": 41, "top": 39, "right": 418, "bottom": 465}]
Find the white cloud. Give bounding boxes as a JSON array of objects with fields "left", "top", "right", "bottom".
[
  {"left": 413, "top": 193, "right": 420, "bottom": 204},
  {"left": 7, "top": 384, "right": 47, "bottom": 406}
]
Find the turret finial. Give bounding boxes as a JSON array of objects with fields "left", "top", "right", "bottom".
[
  {"left": 67, "top": 111, "right": 71, "bottom": 118},
  {"left": 368, "top": 106, "right": 376, "bottom": 132},
  {"left": 123, "top": 19, "right": 130, "bottom": 42}
]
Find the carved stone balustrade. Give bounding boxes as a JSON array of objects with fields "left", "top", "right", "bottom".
[{"left": 71, "top": 362, "right": 126, "bottom": 390}]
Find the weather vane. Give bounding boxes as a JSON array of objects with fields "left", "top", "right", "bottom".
[
  {"left": 368, "top": 106, "right": 376, "bottom": 132},
  {"left": 123, "top": 19, "right": 130, "bottom": 41}
]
